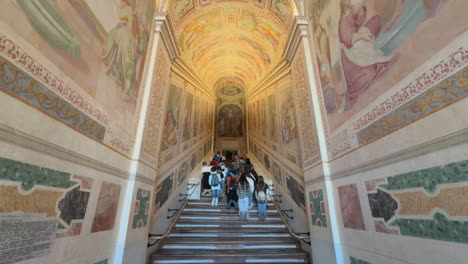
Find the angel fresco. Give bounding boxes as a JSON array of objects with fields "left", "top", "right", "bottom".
[{"left": 334, "top": 0, "right": 447, "bottom": 111}]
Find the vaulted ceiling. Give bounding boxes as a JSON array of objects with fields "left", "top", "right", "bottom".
[{"left": 167, "top": 0, "right": 296, "bottom": 91}]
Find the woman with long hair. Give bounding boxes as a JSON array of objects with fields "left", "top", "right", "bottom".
[
  {"left": 236, "top": 173, "right": 250, "bottom": 221},
  {"left": 255, "top": 176, "right": 269, "bottom": 221}
]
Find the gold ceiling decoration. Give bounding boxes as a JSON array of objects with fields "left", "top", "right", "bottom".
[{"left": 167, "top": 0, "right": 295, "bottom": 90}]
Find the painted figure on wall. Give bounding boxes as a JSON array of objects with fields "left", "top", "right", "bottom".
[
  {"left": 182, "top": 93, "right": 193, "bottom": 141},
  {"left": 162, "top": 84, "right": 183, "bottom": 150},
  {"left": 217, "top": 104, "right": 243, "bottom": 137},
  {"left": 311, "top": 0, "right": 450, "bottom": 118},
  {"left": 281, "top": 93, "right": 297, "bottom": 145},
  {"left": 268, "top": 95, "right": 278, "bottom": 143},
  {"left": 17, "top": 0, "right": 81, "bottom": 58},
  {"left": 102, "top": 0, "right": 148, "bottom": 98},
  {"left": 338, "top": 0, "right": 397, "bottom": 110}
]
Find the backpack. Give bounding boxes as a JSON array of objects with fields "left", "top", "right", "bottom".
[
  {"left": 228, "top": 176, "right": 237, "bottom": 192},
  {"left": 210, "top": 173, "right": 220, "bottom": 187},
  {"left": 257, "top": 184, "right": 267, "bottom": 203}
]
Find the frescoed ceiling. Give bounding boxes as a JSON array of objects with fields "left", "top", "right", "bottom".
[{"left": 168, "top": 0, "right": 294, "bottom": 90}]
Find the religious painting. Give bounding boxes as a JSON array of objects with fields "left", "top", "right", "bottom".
[
  {"left": 0, "top": 0, "right": 155, "bottom": 118},
  {"left": 271, "top": 0, "right": 294, "bottom": 26},
  {"left": 170, "top": 0, "right": 194, "bottom": 22},
  {"left": 267, "top": 94, "right": 278, "bottom": 143},
  {"left": 308, "top": 0, "right": 466, "bottom": 132},
  {"left": 261, "top": 98, "right": 267, "bottom": 137},
  {"left": 162, "top": 84, "right": 183, "bottom": 150},
  {"left": 217, "top": 104, "right": 243, "bottom": 137},
  {"left": 221, "top": 86, "right": 242, "bottom": 96},
  {"left": 279, "top": 90, "right": 298, "bottom": 145},
  {"left": 192, "top": 96, "right": 199, "bottom": 138},
  {"left": 272, "top": 161, "right": 283, "bottom": 186},
  {"left": 177, "top": 160, "right": 189, "bottom": 185},
  {"left": 182, "top": 92, "right": 194, "bottom": 141},
  {"left": 175, "top": 2, "right": 286, "bottom": 90}
]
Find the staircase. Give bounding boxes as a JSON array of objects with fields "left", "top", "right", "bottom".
[{"left": 150, "top": 196, "right": 310, "bottom": 264}]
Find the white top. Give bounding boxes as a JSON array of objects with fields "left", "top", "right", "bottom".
[
  {"left": 201, "top": 166, "right": 212, "bottom": 173},
  {"left": 246, "top": 176, "right": 254, "bottom": 194}
]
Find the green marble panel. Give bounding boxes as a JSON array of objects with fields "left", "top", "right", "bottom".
[
  {"left": 0, "top": 156, "right": 76, "bottom": 191},
  {"left": 350, "top": 256, "right": 371, "bottom": 264},
  {"left": 309, "top": 189, "right": 327, "bottom": 227},
  {"left": 380, "top": 160, "right": 468, "bottom": 193},
  {"left": 132, "top": 188, "right": 151, "bottom": 229},
  {"left": 390, "top": 213, "right": 468, "bottom": 244}
]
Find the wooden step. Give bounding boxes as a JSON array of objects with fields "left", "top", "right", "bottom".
[
  {"left": 178, "top": 215, "right": 281, "bottom": 221},
  {"left": 164, "top": 236, "right": 295, "bottom": 243},
  {"left": 173, "top": 222, "right": 286, "bottom": 228},
  {"left": 151, "top": 252, "right": 309, "bottom": 264},
  {"left": 159, "top": 242, "right": 300, "bottom": 250}
]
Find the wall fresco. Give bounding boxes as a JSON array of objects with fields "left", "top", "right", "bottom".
[
  {"left": 272, "top": 161, "right": 283, "bottom": 186},
  {"left": 178, "top": 160, "right": 189, "bottom": 185},
  {"left": 267, "top": 94, "right": 279, "bottom": 144},
  {"left": 357, "top": 67, "right": 468, "bottom": 146},
  {"left": 182, "top": 93, "right": 194, "bottom": 141},
  {"left": 217, "top": 104, "right": 243, "bottom": 137},
  {"left": 1, "top": 0, "right": 154, "bottom": 101},
  {"left": 0, "top": 0, "right": 156, "bottom": 156},
  {"left": 162, "top": 84, "right": 183, "bottom": 151},
  {"left": 0, "top": 57, "right": 106, "bottom": 142},
  {"left": 309, "top": 0, "right": 466, "bottom": 124}
]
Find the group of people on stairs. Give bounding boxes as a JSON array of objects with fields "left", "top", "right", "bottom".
[{"left": 200, "top": 152, "right": 270, "bottom": 221}]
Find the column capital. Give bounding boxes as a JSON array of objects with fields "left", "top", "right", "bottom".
[
  {"left": 153, "top": 12, "right": 180, "bottom": 61},
  {"left": 282, "top": 16, "right": 311, "bottom": 63}
]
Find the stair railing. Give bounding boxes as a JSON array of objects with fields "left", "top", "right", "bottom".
[
  {"left": 268, "top": 193, "right": 311, "bottom": 245},
  {"left": 148, "top": 183, "right": 199, "bottom": 247}
]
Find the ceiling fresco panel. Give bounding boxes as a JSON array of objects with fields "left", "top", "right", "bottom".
[{"left": 168, "top": 0, "right": 294, "bottom": 90}]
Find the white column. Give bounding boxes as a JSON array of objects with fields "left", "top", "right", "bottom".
[
  {"left": 113, "top": 15, "right": 165, "bottom": 264},
  {"left": 297, "top": 19, "right": 345, "bottom": 264}
]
